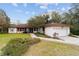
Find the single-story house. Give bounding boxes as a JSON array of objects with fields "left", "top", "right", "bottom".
[{"left": 8, "top": 23, "right": 70, "bottom": 37}]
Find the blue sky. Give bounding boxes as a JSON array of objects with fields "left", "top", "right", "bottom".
[{"left": 0, "top": 3, "right": 71, "bottom": 24}]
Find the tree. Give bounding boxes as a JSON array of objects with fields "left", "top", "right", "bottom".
[
  {"left": 28, "top": 14, "right": 49, "bottom": 28},
  {"left": 28, "top": 14, "right": 49, "bottom": 33},
  {"left": 69, "top": 3, "right": 79, "bottom": 24},
  {"left": 65, "top": 3, "right": 79, "bottom": 35},
  {"left": 61, "top": 4, "right": 79, "bottom": 25},
  {"left": 50, "top": 11, "right": 62, "bottom": 23},
  {"left": 0, "top": 9, "right": 10, "bottom": 32},
  {"left": 62, "top": 11, "right": 74, "bottom": 25},
  {"left": 28, "top": 17, "right": 36, "bottom": 27}
]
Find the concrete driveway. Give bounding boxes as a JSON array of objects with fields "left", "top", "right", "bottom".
[
  {"left": 31, "top": 33, "right": 79, "bottom": 46},
  {"left": 58, "top": 36, "right": 79, "bottom": 45}
]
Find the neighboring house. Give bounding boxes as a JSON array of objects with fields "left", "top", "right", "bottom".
[{"left": 8, "top": 23, "right": 70, "bottom": 37}]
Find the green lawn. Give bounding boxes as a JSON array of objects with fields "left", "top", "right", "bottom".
[
  {"left": 0, "top": 33, "right": 30, "bottom": 39},
  {"left": 0, "top": 33, "right": 30, "bottom": 47},
  {"left": 1, "top": 33, "right": 79, "bottom": 56},
  {"left": 34, "top": 32, "right": 50, "bottom": 38},
  {"left": 25, "top": 40, "right": 79, "bottom": 56},
  {"left": 0, "top": 33, "right": 31, "bottom": 55}
]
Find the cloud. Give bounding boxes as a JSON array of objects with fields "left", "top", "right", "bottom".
[
  {"left": 23, "top": 3, "right": 27, "bottom": 7},
  {"left": 12, "top": 3, "right": 18, "bottom": 7},
  {"left": 61, "top": 7, "right": 66, "bottom": 11},
  {"left": 40, "top": 6, "right": 48, "bottom": 9},
  {"left": 38, "top": 3, "right": 48, "bottom": 9}
]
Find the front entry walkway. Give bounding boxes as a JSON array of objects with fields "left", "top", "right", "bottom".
[{"left": 30, "top": 33, "right": 79, "bottom": 46}]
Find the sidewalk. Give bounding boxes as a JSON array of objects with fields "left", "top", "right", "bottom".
[
  {"left": 30, "top": 33, "right": 79, "bottom": 46},
  {"left": 30, "top": 33, "right": 37, "bottom": 38}
]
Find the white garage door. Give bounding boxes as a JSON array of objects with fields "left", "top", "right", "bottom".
[{"left": 45, "top": 27, "right": 70, "bottom": 37}]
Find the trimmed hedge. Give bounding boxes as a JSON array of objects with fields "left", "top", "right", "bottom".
[{"left": 1, "top": 38, "right": 40, "bottom": 56}]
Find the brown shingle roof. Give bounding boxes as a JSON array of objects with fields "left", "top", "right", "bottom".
[
  {"left": 9, "top": 24, "right": 16, "bottom": 28},
  {"left": 16, "top": 24, "right": 30, "bottom": 28},
  {"left": 9, "top": 23, "right": 69, "bottom": 28},
  {"left": 45, "top": 23, "right": 69, "bottom": 27},
  {"left": 9, "top": 24, "right": 32, "bottom": 28}
]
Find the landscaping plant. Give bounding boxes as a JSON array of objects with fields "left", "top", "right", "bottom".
[{"left": 1, "top": 38, "right": 40, "bottom": 56}]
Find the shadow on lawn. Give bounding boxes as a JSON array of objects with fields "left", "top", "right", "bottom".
[{"left": 1, "top": 38, "right": 40, "bottom": 56}]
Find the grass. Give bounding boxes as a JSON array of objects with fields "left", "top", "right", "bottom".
[
  {"left": 1, "top": 38, "right": 40, "bottom": 56},
  {"left": 0, "top": 33, "right": 30, "bottom": 39},
  {"left": 0, "top": 33, "right": 31, "bottom": 55},
  {"left": 25, "top": 40, "right": 79, "bottom": 56},
  {"left": 1, "top": 33, "right": 79, "bottom": 56},
  {"left": 34, "top": 32, "right": 50, "bottom": 38},
  {"left": 0, "top": 33, "right": 30, "bottom": 47}
]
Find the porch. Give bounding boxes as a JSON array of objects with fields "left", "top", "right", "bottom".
[
  {"left": 16, "top": 27, "right": 44, "bottom": 33},
  {"left": 16, "top": 28, "right": 33, "bottom": 33},
  {"left": 8, "top": 24, "right": 45, "bottom": 33}
]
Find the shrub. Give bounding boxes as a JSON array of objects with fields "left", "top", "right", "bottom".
[
  {"left": 71, "top": 28, "right": 79, "bottom": 35},
  {"left": 1, "top": 38, "right": 40, "bottom": 56},
  {"left": 70, "top": 25, "right": 79, "bottom": 35}
]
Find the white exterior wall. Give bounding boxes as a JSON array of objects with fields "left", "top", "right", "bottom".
[
  {"left": 8, "top": 28, "right": 17, "bottom": 33},
  {"left": 33, "top": 28, "right": 38, "bottom": 33},
  {"left": 45, "top": 27, "right": 70, "bottom": 37}
]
